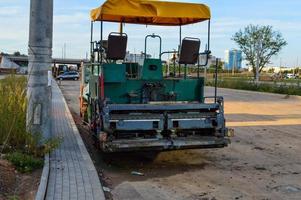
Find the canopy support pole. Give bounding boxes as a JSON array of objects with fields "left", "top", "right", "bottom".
[
  {"left": 90, "top": 21, "right": 94, "bottom": 62},
  {"left": 197, "top": 55, "right": 200, "bottom": 78},
  {"left": 207, "top": 20, "right": 211, "bottom": 51},
  {"left": 178, "top": 25, "right": 182, "bottom": 77},
  {"left": 173, "top": 52, "right": 176, "bottom": 78},
  {"left": 100, "top": 20, "right": 103, "bottom": 64},
  {"left": 179, "top": 25, "right": 182, "bottom": 48},
  {"left": 119, "top": 22, "right": 123, "bottom": 34},
  {"left": 214, "top": 58, "right": 218, "bottom": 103}
]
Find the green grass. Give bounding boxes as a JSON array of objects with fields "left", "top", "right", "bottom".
[
  {"left": 207, "top": 79, "right": 301, "bottom": 96},
  {"left": 281, "top": 79, "right": 301, "bottom": 84},
  {"left": 0, "top": 75, "right": 60, "bottom": 172}
]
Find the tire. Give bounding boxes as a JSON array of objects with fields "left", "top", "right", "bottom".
[
  {"left": 74, "top": 77, "right": 78, "bottom": 81},
  {"left": 60, "top": 78, "right": 63, "bottom": 81}
]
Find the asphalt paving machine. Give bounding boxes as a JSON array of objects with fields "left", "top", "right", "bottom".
[{"left": 80, "top": 0, "right": 233, "bottom": 152}]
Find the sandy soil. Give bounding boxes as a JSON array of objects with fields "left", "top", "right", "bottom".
[
  {"left": 0, "top": 159, "right": 41, "bottom": 200},
  {"left": 61, "top": 80, "right": 301, "bottom": 200}
]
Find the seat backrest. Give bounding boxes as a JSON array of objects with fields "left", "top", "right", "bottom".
[
  {"left": 179, "top": 38, "right": 200, "bottom": 65},
  {"left": 107, "top": 33, "right": 128, "bottom": 60}
]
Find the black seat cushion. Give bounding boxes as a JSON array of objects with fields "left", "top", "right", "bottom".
[
  {"left": 179, "top": 39, "right": 200, "bottom": 65},
  {"left": 107, "top": 34, "right": 128, "bottom": 60}
]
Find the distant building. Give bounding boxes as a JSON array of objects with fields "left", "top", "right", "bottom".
[
  {"left": 0, "top": 55, "right": 21, "bottom": 73},
  {"left": 125, "top": 51, "right": 151, "bottom": 66},
  {"left": 166, "top": 53, "right": 221, "bottom": 68},
  {"left": 250, "top": 66, "right": 298, "bottom": 74},
  {"left": 199, "top": 54, "right": 221, "bottom": 67},
  {"left": 224, "top": 49, "right": 242, "bottom": 70}
]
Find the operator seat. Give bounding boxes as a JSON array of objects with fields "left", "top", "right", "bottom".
[
  {"left": 179, "top": 37, "right": 201, "bottom": 64},
  {"left": 107, "top": 32, "right": 128, "bottom": 60}
]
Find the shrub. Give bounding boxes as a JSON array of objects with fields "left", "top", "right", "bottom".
[
  {"left": 207, "top": 78, "right": 301, "bottom": 96},
  {"left": 24, "top": 133, "right": 61, "bottom": 157},
  {"left": 7, "top": 196, "right": 19, "bottom": 200},
  {"left": 5, "top": 152, "right": 43, "bottom": 173}
]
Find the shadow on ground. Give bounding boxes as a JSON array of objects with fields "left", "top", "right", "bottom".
[{"left": 75, "top": 117, "right": 209, "bottom": 186}]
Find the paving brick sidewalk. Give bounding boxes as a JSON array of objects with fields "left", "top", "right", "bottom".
[{"left": 45, "top": 81, "right": 105, "bottom": 200}]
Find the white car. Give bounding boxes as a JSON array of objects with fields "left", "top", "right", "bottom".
[{"left": 285, "top": 74, "right": 296, "bottom": 79}]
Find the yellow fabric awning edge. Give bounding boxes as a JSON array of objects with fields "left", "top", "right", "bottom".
[{"left": 90, "top": 0, "right": 211, "bottom": 26}]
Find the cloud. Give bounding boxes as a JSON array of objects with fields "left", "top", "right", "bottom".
[
  {"left": 54, "top": 13, "right": 88, "bottom": 25},
  {"left": 0, "top": 6, "right": 20, "bottom": 16},
  {"left": 0, "top": 3, "right": 29, "bottom": 53}
]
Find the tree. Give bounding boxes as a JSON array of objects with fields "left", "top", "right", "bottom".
[
  {"left": 268, "top": 68, "right": 275, "bottom": 73},
  {"left": 232, "top": 25, "right": 287, "bottom": 79},
  {"left": 13, "top": 51, "right": 21, "bottom": 56}
]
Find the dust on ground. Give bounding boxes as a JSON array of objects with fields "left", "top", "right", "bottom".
[
  {"left": 0, "top": 158, "right": 41, "bottom": 200},
  {"left": 61, "top": 80, "right": 301, "bottom": 200}
]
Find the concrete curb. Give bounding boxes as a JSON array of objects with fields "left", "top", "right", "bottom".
[
  {"left": 35, "top": 154, "right": 50, "bottom": 200},
  {"left": 35, "top": 84, "right": 52, "bottom": 200}
]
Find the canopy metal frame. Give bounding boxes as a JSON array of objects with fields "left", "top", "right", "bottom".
[
  {"left": 89, "top": 15, "right": 222, "bottom": 105},
  {"left": 90, "top": 19, "right": 212, "bottom": 78}
]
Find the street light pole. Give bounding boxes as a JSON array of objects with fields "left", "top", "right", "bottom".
[{"left": 27, "top": 0, "right": 53, "bottom": 138}]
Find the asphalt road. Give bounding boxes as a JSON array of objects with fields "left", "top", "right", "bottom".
[{"left": 60, "top": 80, "right": 301, "bottom": 200}]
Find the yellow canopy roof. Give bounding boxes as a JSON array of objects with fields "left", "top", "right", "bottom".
[{"left": 91, "top": 0, "right": 211, "bottom": 26}]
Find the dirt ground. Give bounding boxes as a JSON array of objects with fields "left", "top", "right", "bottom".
[
  {"left": 60, "top": 80, "right": 301, "bottom": 200},
  {"left": 0, "top": 159, "right": 41, "bottom": 200}
]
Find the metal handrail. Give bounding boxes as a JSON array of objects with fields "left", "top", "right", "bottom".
[{"left": 144, "top": 34, "right": 162, "bottom": 57}]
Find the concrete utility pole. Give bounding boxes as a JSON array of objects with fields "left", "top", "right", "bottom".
[{"left": 27, "top": 0, "right": 53, "bottom": 138}]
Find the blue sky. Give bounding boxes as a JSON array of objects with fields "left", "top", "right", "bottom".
[{"left": 0, "top": 0, "right": 300, "bottom": 67}]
